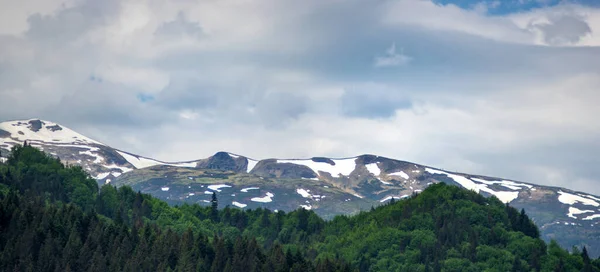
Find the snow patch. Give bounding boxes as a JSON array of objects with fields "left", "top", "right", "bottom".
[
  {"left": 161, "top": 187, "right": 170, "bottom": 191},
  {"left": 300, "top": 204, "right": 312, "bottom": 210},
  {"left": 381, "top": 194, "right": 413, "bottom": 202},
  {"left": 579, "top": 194, "right": 600, "bottom": 202},
  {"left": 251, "top": 192, "right": 274, "bottom": 203},
  {"left": 583, "top": 214, "right": 600, "bottom": 220},
  {"left": 557, "top": 191, "right": 599, "bottom": 207},
  {"left": 208, "top": 184, "right": 231, "bottom": 192},
  {"left": 78, "top": 150, "right": 104, "bottom": 163},
  {"left": 426, "top": 168, "right": 478, "bottom": 191},
  {"left": 365, "top": 163, "right": 381, "bottom": 176},
  {"left": 168, "top": 161, "right": 197, "bottom": 167},
  {"left": 352, "top": 193, "right": 364, "bottom": 199},
  {"left": 232, "top": 201, "right": 247, "bottom": 208},
  {"left": 277, "top": 158, "right": 357, "bottom": 177},
  {"left": 297, "top": 188, "right": 311, "bottom": 198},
  {"left": 379, "top": 179, "right": 392, "bottom": 185},
  {"left": 301, "top": 177, "right": 319, "bottom": 181},
  {"left": 567, "top": 207, "right": 594, "bottom": 219},
  {"left": 116, "top": 150, "right": 196, "bottom": 169},
  {"left": 0, "top": 120, "right": 103, "bottom": 145},
  {"left": 102, "top": 164, "right": 134, "bottom": 173},
  {"left": 388, "top": 171, "right": 409, "bottom": 179},
  {"left": 471, "top": 178, "right": 532, "bottom": 190},
  {"left": 240, "top": 187, "right": 259, "bottom": 192},
  {"left": 426, "top": 168, "right": 520, "bottom": 203},
  {"left": 479, "top": 189, "right": 519, "bottom": 203},
  {"left": 117, "top": 151, "right": 163, "bottom": 169},
  {"left": 380, "top": 196, "right": 399, "bottom": 203},
  {"left": 94, "top": 172, "right": 110, "bottom": 179},
  {"left": 247, "top": 159, "right": 259, "bottom": 173}
]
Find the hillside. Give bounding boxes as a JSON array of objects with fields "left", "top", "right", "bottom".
[
  {"left": 2, "top": 145, "right": 600, "bottom": 271},
  {"left": 2, "top": 119, "right": 600, "bottom": 257}
]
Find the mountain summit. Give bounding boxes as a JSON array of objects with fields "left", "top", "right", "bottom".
[{"left": 1, "top": 119, "right": 600, "bottom": 255}]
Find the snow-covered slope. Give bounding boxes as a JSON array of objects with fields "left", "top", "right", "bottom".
[
  {"left": 0, "top": 119, "right": 102, "bottom": 146},
  {"left": 0, "top": 119, "right": 202, "bottom": 183},
  {"left": 276, "top": 158, "right": 357, "bottom": 177}
]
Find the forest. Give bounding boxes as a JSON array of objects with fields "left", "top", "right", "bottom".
[{"left": 0, "top": 144, "right": 599, "bottom": 271}]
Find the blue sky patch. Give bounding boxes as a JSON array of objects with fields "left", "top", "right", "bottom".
[
  {"left": 433, "top": 0, "right": 598, "bottom": 15},
  {"left": 137, "top": 93, "right": 155, "bottom": 103}
]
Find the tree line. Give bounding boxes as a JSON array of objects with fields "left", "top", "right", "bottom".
[{"left": 0, "top": 145, "right": 598, "bottom": 271}]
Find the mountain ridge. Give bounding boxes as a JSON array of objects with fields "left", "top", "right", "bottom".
[{"left": 2, "top": 118, "right": 600, "bottom": 256}]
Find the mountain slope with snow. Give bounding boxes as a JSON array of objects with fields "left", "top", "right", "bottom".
[
  {"left": 1, "top": 119, "right": 599, "bottom": 256},
  {"left": 0, "top": 119, "right": 201, "bottom": 183}
]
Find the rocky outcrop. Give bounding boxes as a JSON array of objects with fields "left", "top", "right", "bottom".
[
  {"left": 196, "top": 152, "right": 248, "bottom": 172},
  {"left": 250, "top": 159, "right": 318, "bottom": 179}
]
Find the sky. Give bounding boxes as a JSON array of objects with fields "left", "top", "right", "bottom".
[{"left": 1, "top": 0, "right": 600, "bottom": 194}]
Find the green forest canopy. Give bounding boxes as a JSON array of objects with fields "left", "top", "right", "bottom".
[{"left": 0, "top": 144, "right": 598, "bottom": 272}]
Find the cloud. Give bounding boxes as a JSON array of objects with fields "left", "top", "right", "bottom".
[
  {"left": 154, "top": 11, "right": 204, "bottom": 40},
  {"left": 341, "top": 84, "right": 413, "bottom": 118},
  {"left": 1, "top": 0, "right": 600, "bottom": 195},
  {"left": 531, "top": 13, "right": 592, "bottom": 45},
  {"left": 374, "top": 43, "right": 412, "bottom": 67}
]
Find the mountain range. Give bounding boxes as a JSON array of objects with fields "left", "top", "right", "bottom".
[{"left": 1, "top": 119, "right": 599, "bottom": 256}]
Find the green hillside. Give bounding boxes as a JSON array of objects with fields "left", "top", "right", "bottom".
[{"left": 0, "top": 145, "right": 598, "bottom": 272}]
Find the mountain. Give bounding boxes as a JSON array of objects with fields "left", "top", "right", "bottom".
[
  {"left": 0, "top": 119, "right": 202, "bottom": 181},
  {"left": 1, "top": 119, "right": 600, "bottom": 256},
  {"left": 2, "top": 146, "right": 598, "bottom": 271}
]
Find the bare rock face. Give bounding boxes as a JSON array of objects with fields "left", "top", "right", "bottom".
[
  {"left": 196, "top": 152, "right": 248, "bottom": 172},
  {"left": 250, "top": 159, "right": 318, "bottom": 179},
  {"left": 28, "top": 120, "right": 43, "bottom": 132}
]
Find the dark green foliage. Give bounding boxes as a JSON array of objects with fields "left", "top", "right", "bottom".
[
  {"left": 0, "top": 146, "right": 344, "bottom": 272},
  {"left": 1, "top": 145, "right": 599, "bottom": 272},
  {"left": 211, "top": 192, "right": 219, "bottom": 221},
  {"left": 1, "top": 144, "right": 97, "bottom": 211}
]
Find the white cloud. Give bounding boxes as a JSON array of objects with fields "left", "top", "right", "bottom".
[
  {"left": 374, "top": 43, "right": 412, "bottom": 67},
  {"left": 382, "top": 0, "right": 537, "bottom": 45},
  {"left": 179, "top": 110, "right": 199, "bottom": 120}
]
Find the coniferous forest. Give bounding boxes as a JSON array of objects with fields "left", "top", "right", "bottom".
[{"left": 1, "top": 145, "right": 599, "bottom": 271}]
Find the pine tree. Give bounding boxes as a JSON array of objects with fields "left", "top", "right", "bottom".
[
  {"left": 554, "top": 257, "right": 565, "bottom": 272},
  {"left": 511, "top": 256, "right": 521, "bottom": 272},
  {"left": 211, "top": 192, "right": 219, "bottom": 222},
  {"left": 583, "top": 246, "right": 593, "bottom": 272}
]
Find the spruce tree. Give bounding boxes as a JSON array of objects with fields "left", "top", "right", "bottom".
[
  {"left": 583, "top": 246, "right": 593, "bottom": 272},
  {"left": 211, "top": 192, "right": 218, "bottom": 221}
]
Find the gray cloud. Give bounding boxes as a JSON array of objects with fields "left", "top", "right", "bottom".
[
  {"left": 341, "top": 85, "right": 413, "bottom": 119},
  {"left": 155, "top": 77, "right": 219, "bottom": 110},
  {"left": 532, "top": 13, "right": 592, "bottom": 45},
  {"left": 253, "top": 92, "right": 309, "bottom": 128},
  {"left": 25, "top": 0, "right": 119, "bottom": 45},
  {"left": 1, "top": 0, "right": 600, "bottom": 195},
  {"left": 46, "top": 79, "right": 172, "bottom": 127},
  {"left": 154, "top": 12, "right": 204, "bottom": 40}
]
